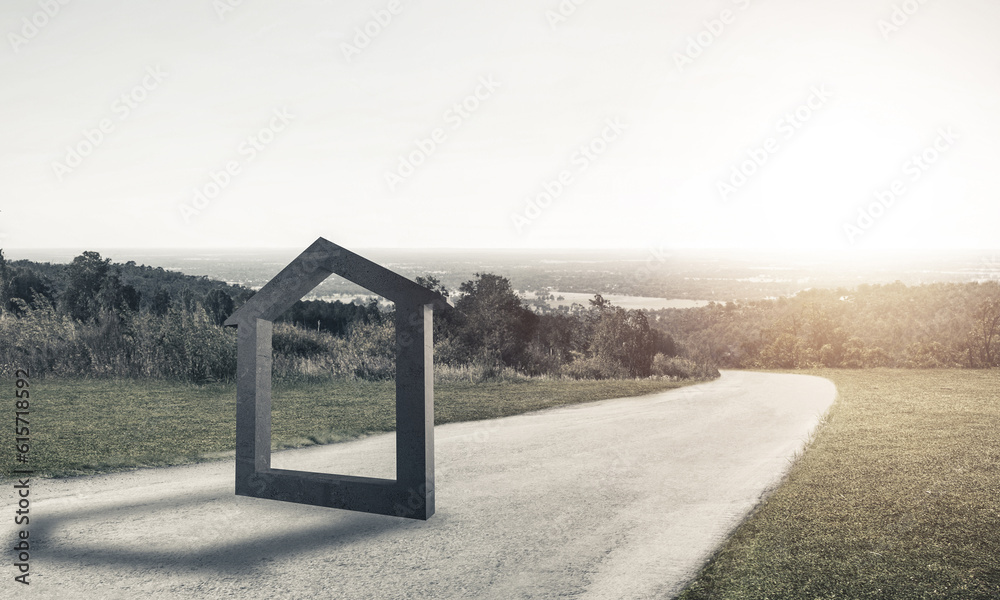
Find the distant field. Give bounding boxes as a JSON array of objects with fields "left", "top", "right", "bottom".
[
  {"left": 2, "top": 376, "right": 692, "bottom": 479},
  {"left": 523, "top": 291, "right": 711, "bottom": 311},
  {"left": 679, "top": 369, "right": 1000, "bottom": 600}
]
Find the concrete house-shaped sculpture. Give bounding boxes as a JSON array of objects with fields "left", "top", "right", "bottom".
[{"left": 224, "top": 237, "right": 450, "bottom": 520}]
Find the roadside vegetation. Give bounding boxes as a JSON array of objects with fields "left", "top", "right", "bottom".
[
  {"left": 653, "top": 281, "right": 1000, "bottom": 369},
  {"left": 0, "top": 250, "right": 718, "bottom": 382},
  {"left": 678, "top": 369, "right": 1000, "bottom": 600}
]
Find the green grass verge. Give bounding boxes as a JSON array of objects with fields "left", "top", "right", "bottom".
[
  {"left": 678, "top": 369, "right": 1000, "bottom": 600},
  {"left": 3, "top": 376, "right": 692, "bottom": 479}
]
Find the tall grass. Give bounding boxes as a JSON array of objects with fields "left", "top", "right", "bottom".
[
  {"left": 0, "top": 302, "right": 236, "bottom": 382},
  {"left": 0, "top": 303, "right": 719, "bottom": 384}
]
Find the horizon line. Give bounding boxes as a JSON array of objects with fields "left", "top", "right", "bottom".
[{"left": 4, "top": 246, "right": 1000, "bottom": 253}]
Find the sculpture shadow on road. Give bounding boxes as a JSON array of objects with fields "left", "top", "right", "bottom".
[{"left": 20, "top": 488, "right": 425, "bottom": 573}]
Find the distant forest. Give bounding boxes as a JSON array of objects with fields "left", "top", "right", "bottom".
[
  {"left": 650, "top": 281, "right": 1000, "bottom": 369},
  {"left": 0, "top": 250, "right": 713, "bottom": 383},
  {"left": 1, "top": 250, "right": 996, "bottom": 384}
]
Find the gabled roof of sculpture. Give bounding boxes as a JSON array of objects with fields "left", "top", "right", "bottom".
[{"left": 224, "top": 237, "right": 451, "bottom": 327}]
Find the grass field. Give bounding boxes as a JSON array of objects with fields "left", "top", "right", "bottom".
[
  {"left": 3, "top": 376, "right": 691, "bottom": 479},
  {"left": 678, "top": 369, "right": 1000, "bottom": 600}
]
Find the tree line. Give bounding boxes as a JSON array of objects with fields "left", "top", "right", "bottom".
[
  {"left": 0, "top": 251, "right": 715, "bottom": 383},
  {"left": 5, "top": 250, "right": 997, "bottom": 383},
  {"left": 650, "top": 281, "right": 1000, "bottom": 369}
]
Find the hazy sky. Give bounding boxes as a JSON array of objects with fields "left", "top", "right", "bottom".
[{"left": 1, "top": 0, "right": 998, "bottom": 251}]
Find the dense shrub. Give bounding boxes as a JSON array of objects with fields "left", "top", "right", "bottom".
[
  {"left": 436, "top": 361, "right": 529, "bottom": 383},
  {"left": 518, "top": 342, "right": 565, "bottom": 377},
  {"left": 652, "top": 281, "right": 1000, "bottom": 370},
  {"left": 0, "top": 302, "right": 237, "bottom": 382},
  {"left": 651, "top": 354, "right": 720, "bottom": 380},
  {"left": 0, "top": 299, "right": 87, "bottom": 377},
  {"left": 342, "top": 319, "right": 395, "bottom": 380},
  {"left": 562, "top": 355, "right": 631, "bottom": 380}
]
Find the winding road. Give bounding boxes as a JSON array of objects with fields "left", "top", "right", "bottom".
[{"left": 4, "top": 371, "right": 836, "bottom": 599}]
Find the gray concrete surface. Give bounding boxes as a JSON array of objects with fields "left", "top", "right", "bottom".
[{"left": 4, "top": 370, "right": 836, "bottom": 599}]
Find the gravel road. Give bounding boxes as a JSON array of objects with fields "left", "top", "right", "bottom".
[{"left": 4, "top": 370, "right": 835, "bottom": 599}]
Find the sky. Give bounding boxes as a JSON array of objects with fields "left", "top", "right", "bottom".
[{"left": 1, "top": 0, "right": 998, "bottom": 251}]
